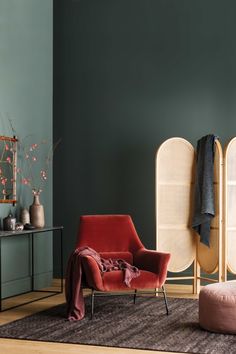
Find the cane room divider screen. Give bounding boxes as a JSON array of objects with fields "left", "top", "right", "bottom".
[{"left": 156, "top": 137, "right": 236, "bottom": 293}]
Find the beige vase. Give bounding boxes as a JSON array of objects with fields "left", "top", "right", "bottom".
[
  {"left": 30, "top": 194, "right": 45, "bottom": 228},
  {"left": 20, "top": 208, "right": 30, "bottom": 225}
]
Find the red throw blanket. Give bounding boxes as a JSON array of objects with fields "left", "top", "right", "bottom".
[{"left": 65, "top": 246, "right": 140, "bottom": 321}]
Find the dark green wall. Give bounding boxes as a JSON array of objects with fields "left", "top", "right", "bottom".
[{"left": 53, "top": 0, "right": 236, "bottom": 269}]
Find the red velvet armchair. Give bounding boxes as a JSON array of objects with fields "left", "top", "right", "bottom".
[{"left": 76, "top": 215, "right": 171, "bottom": 318}]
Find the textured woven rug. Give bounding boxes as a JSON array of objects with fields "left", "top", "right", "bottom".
[{"left": 0, "top": 296, "right": 236, "bottom": 353}]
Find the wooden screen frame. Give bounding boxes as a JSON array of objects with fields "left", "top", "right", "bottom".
[
  {"left": 156, "top": 137, "right": 197, "bottom": 285},
  {"left": 156, "top": 137, "right": 223, "bottom": 294},
  {"left": 223, "top": 137, "right": 236, "bottom": 280}
]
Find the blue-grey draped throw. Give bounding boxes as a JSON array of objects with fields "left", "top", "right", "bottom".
[{"left": 192, "top": 134, "right": 217, "bottom": 247}]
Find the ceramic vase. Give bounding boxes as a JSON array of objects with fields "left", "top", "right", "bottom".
[
  {"left": 29, "top": 194, "right": 45, "bottom": 228},
  {"left": 20, "top": 208, "right": 30, "bottom": 225},
  {"left": 3, "top": 214, "right": 16, "bottom": 231}
]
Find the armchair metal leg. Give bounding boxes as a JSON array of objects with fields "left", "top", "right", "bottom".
[
  {"left": 91, "top": 289, "right": 95, "bottom": 319},
  {"left": 133, "top": 289, "right": 137, "bottom": 304},
  {"left": 162, "top": 285, "right": 169, "bottom": 315}
]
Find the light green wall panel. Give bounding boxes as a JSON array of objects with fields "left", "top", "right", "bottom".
[{"left": 0, "top": 0, "right": 53, "bottom": 297}]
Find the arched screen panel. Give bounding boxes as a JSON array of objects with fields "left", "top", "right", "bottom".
[
  {"left": 224, "top": 137, "right": 236, "bottom": 274},
  {"left": 156, "top": 137, "right": 196, "bottom": 273}
]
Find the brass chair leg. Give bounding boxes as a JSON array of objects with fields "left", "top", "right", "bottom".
[
  {"left": 162, "top": 285, "right": 169, "bottom": 315},
  {"left": 91, "top": 289, "right": 95, "bottom": 319}
]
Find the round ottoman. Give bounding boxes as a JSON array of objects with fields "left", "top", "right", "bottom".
[{"left": 199, "top": 281, "right": 236, "bottom": 334}]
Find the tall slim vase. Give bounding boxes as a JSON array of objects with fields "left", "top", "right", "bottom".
[{"left": 30, "top": 194, "right": 45, "bottom": 228}]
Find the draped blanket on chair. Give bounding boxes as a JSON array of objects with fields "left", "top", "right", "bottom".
[{"left": 65, "top": 246, "right": 140, "bottom": 321}]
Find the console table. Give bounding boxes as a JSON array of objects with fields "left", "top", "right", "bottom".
[{"left": 0, "top": 226, "right": 63, "bottom": 311}]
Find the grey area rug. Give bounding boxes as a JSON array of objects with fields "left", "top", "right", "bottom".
[{"left": 0, "top": 296, "right": 236, "bottom": 354}]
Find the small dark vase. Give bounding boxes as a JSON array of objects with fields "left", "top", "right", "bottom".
[{"left": 3, "top": 213, "right": 16, "bottom": 231}]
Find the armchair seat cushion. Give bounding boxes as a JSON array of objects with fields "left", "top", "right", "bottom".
[{"left": 98, "top": 270, "right": 159, "bottom": 292}]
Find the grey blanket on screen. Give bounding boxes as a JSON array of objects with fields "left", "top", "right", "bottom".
[{"left": 192, "top": 134, "right": 217, "bottom": 247}]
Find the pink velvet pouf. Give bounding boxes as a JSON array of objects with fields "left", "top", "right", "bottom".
[{"left": 199, "top": 281, "right": 236, "bottom": 334}]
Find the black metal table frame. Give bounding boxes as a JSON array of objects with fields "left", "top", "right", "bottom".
[{"left": 0, "top": 226, "right": 63, "bottom": 312}]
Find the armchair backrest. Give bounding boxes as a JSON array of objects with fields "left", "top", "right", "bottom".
[{"left": 76, "top": 215, "right": 143, "bottom": 253}]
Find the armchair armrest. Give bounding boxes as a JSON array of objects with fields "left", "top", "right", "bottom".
[
  {"left": 81, "top": 256, "right": 104, "bottom": 291},
  {"left": 134, "top": 248, "right": 171, "bottom": 287}
]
